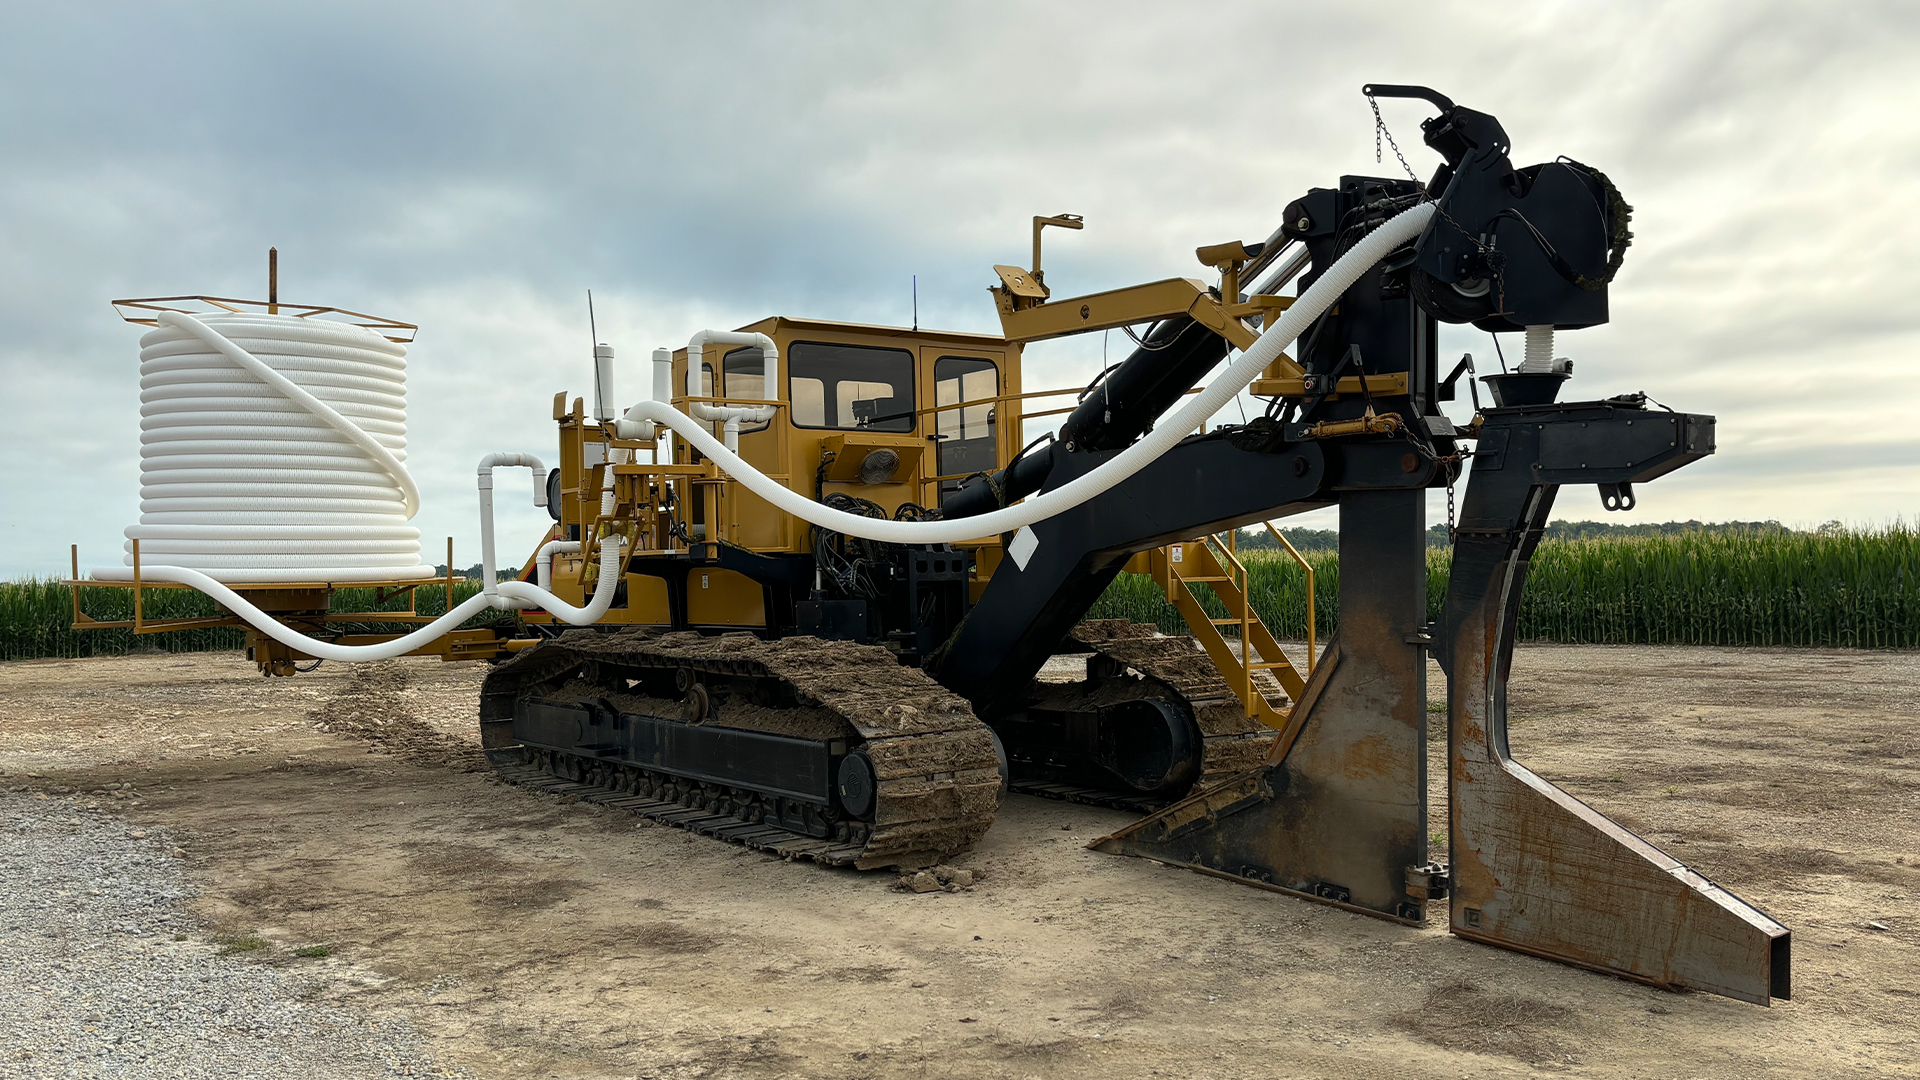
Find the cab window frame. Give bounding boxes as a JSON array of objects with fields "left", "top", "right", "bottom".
[
  {"left": 932, "top": 355, "right": 999, "bottom": 484},
  {"left": 784, "top": 340, "right": 917, "bottom": 433}
]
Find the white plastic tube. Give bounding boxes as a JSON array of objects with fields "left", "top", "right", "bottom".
[
  {"left": 652, "top": 347, "right": 673, "bottom": 405},
  {"left": 111, "top": 459, "right": 624, "bottom": 661},
  {"left": 97, "top": 311, "right": 434, "bottom": 583},
  {"left": 633, "top": 330, "right": 780, "bottom": 453},
  {"left": 622, "top": 202, "right": 1435, "bottom": 545},
  {"left": 1522, "top": 325, "right": 1555, "bottom": 373},
  {"left": 113, "top": 535, "right": 626, "bottom": 662},
  {"left": 685, "top": 329, "right": 779, "bottom": 410},
  {"left": 536, "top": 539, "right": 582, "bottom": 589},
  {"left": 475, "top": 454, "right": 547, "bottom": 598},
  {"left": 592, "top": 343, "right": 616, "bottom": 421}
]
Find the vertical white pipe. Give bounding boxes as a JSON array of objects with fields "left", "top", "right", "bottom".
[
  {"left": 475, "top": 453, "right": 548, "bottom": 597},
  {"left": 593, "top": 344, "right": 616, "bottom": 421},
  {"left": 652, "top": 348, "right": 672, "bottom": 404}
]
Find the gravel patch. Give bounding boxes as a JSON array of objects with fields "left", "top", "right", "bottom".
[{"left": 0, "top": 792, "right": 459, "bottom": 1078}]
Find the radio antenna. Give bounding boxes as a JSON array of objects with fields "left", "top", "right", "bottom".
[{"left": 587, "top": 290, "right": 611, "bottom": 422}]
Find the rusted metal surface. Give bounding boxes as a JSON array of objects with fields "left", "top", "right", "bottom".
[
  {"left": 1441, "top": 403, "right": 1789, "bottom": 1005},
  {"left": 1093, "top": 402, "right": 1788, "bottom": 1006},
  {"left": 1093, "top": 490, "right": 1433, "bottom": 922}
]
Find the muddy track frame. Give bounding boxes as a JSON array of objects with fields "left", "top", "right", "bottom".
[{"left": 479, "top": 628, "right": 1002, "bottom": 869}]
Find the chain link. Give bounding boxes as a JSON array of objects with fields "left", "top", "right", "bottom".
[
  {"left": 1368, "top": 91, "right": 1514, "bottom": 319},
  {"left": 1446, "top": 466, "right": 1458, "bottom": 543},
  {"left": 1367, "top": 91, "right": 1422, "bottom": 183},
  {"left": 1368, "top": 92, "right": 1477, "bottom": 543}
]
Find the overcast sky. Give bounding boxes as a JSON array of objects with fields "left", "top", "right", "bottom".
[{"left": 2, "top": 1, "right": 1916, "bottom": 578}]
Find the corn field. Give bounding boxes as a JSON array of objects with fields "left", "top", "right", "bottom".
[
  {"left": 2, "top": 526, "right": 1914, "bottom": 662},
  {"left": 0, "top": 579, "right": 494, "bottom": 662},
  {"left": 1088, "top": 525, "right": 1919, "bottom": 648}
]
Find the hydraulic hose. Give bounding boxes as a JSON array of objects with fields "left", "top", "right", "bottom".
[{"left": 622, "top": 202, "right": 1434, "bottom": 545}]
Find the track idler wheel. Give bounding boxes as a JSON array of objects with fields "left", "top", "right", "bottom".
[
  {"left": 836, "top": 751, "right": 876, "bottom": 818},
  {"left": 681, "top": 682, "right": 711, "bottom": 725}
]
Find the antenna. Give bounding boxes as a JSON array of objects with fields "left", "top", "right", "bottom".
[
  {"left": 588, "top": 290, "right": 615, "bottom": 422},
  {"left": 268, "top": 247, "right": 278, "bottom": 314},
  {"left": 912, "top": 275, "right": 918, "bottom": 331}
]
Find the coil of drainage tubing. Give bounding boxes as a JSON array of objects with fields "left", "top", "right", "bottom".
[{"left": 95, "top": 311, "right": 436, "bottom": 584}]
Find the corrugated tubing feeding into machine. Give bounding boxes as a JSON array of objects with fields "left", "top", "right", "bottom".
[{"left": 95, "top": 312, "right": 436, "bottom": 584}]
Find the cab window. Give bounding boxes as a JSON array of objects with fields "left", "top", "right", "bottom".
[
  {"left": 787, "top": 341, "right": 915, "bottom": 432},
  {"left": 723, "top": 346, "right": 764, "bottom": 399},
  {"left": 934, "top": 356, "right": 998, "bottom": 487}
]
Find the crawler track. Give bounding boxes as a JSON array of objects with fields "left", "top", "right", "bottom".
[
  {"left": 480, "top": 628, "right": 1002, "bottom": 869},
  {"left": 1010, "top": 619, "right": 1281, "bottom": 807}
]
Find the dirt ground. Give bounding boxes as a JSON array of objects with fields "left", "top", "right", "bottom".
[{"left": 1, "top": 644, "right": 1916, "bottom": 1079}]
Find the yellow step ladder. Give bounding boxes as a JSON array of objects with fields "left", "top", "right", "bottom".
[{"left": 1138, "top": 524, "right": 1317, "bottom": 731}]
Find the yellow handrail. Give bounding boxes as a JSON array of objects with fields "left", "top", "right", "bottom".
[{"left": 1262, "top": 522, "right": 1316, "bottom": 673}]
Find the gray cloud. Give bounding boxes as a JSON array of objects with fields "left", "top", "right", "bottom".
[{"left": 3, "top": 1, "right": 1916, "bottom": 576}]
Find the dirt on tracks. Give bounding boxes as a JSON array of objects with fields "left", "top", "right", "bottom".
[{"left": 0, "top": 645, "right": 1916, "bottom": 1079}]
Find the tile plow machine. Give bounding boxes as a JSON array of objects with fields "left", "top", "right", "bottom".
[{"left": 70, "top": 86, "right": 1787, "bottom": 1004}]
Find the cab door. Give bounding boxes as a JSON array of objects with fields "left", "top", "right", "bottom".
[{"left": 922, "top": 348, "right": 1004, "bottom": 502}]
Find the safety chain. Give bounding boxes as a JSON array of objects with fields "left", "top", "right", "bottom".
[
  {"left": 1446, "top": 462, "right": 1459, "bottom": 543},
  {"left": 1367, "top": 90, "right": 1422, "bottom": 183},
  {"left": 1368, "top": 91, "right": 1513, "bottom": 319},
  {"left": 1398, "top": 423, "right": 1472, "bottom": 542}
]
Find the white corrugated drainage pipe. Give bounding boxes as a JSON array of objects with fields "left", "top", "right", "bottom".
[
  {"left": 1521, "top": 324, "right": 1556, "bottom": 373},
  {"left": 619, "top": 202, "right": 1436, "bottom": 545},
  {"left": 95, "top": 310, "right": 434, "bottom": 583},
  {"left": 112, "top": 454, "right": 627, "bottom": 660},
  {"left": 103, "top": 201, "right": 1426, "bottom": 659},
  {"left": 116, "top": 537, "right": 626, "bottom": 662}
]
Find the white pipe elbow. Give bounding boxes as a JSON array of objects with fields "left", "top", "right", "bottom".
[
  {"left": 536, "top": 539, "right": 582, "bottom": 590},
  {"left": 477, "top": 453, "right": 549, "bottom": 597},
  {"left": 686, "top": 330, "right": 778, "bottom": 403},
  {"left": 686, "top": 331, "right": 779, "bottom": 433},
  {"left": 497, "top": 536, "right": 626, "bottom": 624},
  {"left": 477, "top": 453, "right": 549, "bottom": 507}
]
